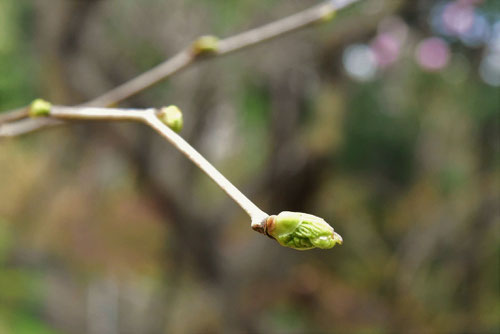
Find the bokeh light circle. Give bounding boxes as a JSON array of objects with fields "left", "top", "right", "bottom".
[
  {"left": 342, "top": 44, "right": 378, "bottom": 81},
  {"left": 415, "top": 37, "right": 451, "bottom": 71}
]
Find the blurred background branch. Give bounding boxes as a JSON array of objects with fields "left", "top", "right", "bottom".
[{"left": 0, "top": 0, "right": 361, "bottom": 138}]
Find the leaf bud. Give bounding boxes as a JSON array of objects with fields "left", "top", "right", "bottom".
[
  {"left": 266, "top": 211, "right": 342, "bottom": 250},
  {"left": 319, "top": 4, "right": 336, "bottom": 23},
  {"left": 158, "top": 105, "right": 183, "bottom": 133},
  {"left": 29, "top": 99, "right": 52, "bottom": 117},
  {"left": 192, "top": 35, "right": 219, "bottom": 56}
]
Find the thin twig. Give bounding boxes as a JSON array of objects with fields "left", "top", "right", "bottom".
[
  {"left": 87, "top": 52, "right": 193, "bottom": 108},
  {"left": 38, "top": 105, "right": 270, "bottom": 227},
  {"left": 144, "top": 114, "right": 269, "bottom": 226},
  {"left": 0, "top": 0, "right": 362, "bottom": 137},
  {"left": 0, "top": 107, "right": 29, "bottom": 123}
]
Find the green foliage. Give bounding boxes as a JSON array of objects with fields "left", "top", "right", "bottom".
[
  {"left": 0, "top": 221, "right": 58, "bottom": 334},
  {"left": 340, "top": 83, "right": 418, "bottom": 186},
  {"left": 236, "top": 77, "right": 273, "bottom": 172},
  {"left": 201, "top": 0, "right": 281, "bottom": 34},
  {"left": 0, "top": 0, "right": 37, "bottom": 111}
]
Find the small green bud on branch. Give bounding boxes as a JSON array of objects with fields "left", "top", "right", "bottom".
[
  {"left": 320, "top": 8, "right": 336, "bottom": 23},
  {"left": 263, "top": 211, "right": 343, "bottom": 250},
  {"left": 158, "top": 105, "right": 183, "bottom": 133},
  {"left": 191, "top": 35, "right": 220, "bottom": 56},
  {"left": 29, "top": 99, "right": 52, "bottom": 117}
]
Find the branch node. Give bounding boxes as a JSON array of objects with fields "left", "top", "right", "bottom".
[
  {"left": 251, "top": 215, "right": 271, "bottom": 236},
  {"left": 29, "top": 99, "right": 52, "bottom": 117}
]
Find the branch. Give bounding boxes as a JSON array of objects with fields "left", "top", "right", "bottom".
[
  {"left": 31, "top": 103, "right": 270, "bottom": 226},
  {"left": 0, "top": 0, "right": 362, "bottom": 137},
  {"left": 26, "top": 101, "right": 342, "bottom": 250},
  {"left": 0, "top": 106, "right": 29, "bottom": 123}
]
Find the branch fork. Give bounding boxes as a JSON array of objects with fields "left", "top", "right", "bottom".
[{"left": 28, "top": 100, "right": 342, "bottom": 250}]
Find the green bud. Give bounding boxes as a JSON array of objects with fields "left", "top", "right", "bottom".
[
  {"left": 320, "top": 9, "right": 336, "bottom": 23},
  {"left": 192, "top": 35, "right": 219, "bottom": 56},
  {"left": 266, "top": 211, "right": 342, "bottom": 250},
  {"left": 158, "top": 105, "right": 183, "bottom": 133},
  {"left": 29, "top": 99, "right": 52, "bottom": 117}
]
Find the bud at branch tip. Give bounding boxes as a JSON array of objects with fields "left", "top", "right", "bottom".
[{"left": 264, "top": 211, "right": 343, "bottom": 250}]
